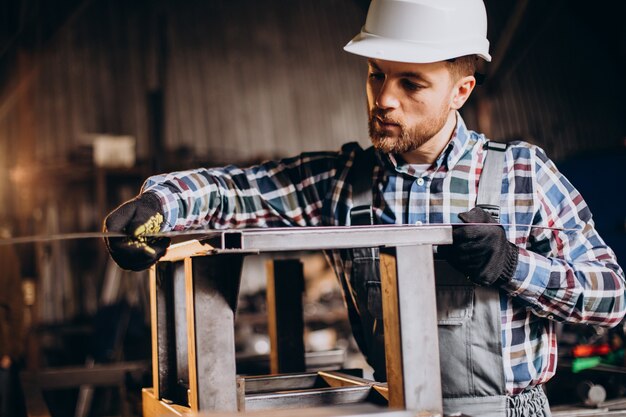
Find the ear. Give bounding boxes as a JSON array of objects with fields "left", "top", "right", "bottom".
[{"left": 450, "top": 75, "right": 476, "bottom": 110}]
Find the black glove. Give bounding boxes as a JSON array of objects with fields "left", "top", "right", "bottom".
[
  {"left": 439, "top": 207, "right": 519, "bottom": 286},
  {"left": 104, "top": 192, "right": 171, "bottom": 271}
]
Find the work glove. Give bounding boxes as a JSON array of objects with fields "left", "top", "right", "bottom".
[
  {"left": 104, "top": 192, "right": 170, "bottom": 271},
  {"left": 439, "top": 207, "right": 519, "bottom": 286}
]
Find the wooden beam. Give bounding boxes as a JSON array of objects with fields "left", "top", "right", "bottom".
[
  {"left": 184, "top": 257, "right": 199, "bottom": 411},
  {"left": 150, "top": 266, "right": 159, "bottom": 399},
  {"left": 142, "top": 388, "right": 186, "bottom": 417},
  {"left": 319, "top": 371, "right": 389, "bottom": 401},
  {"left": 160, "top": 239, "right": 214, "bottom": 262},
  {"left": 380, "top": 253, "right": 404, "bottom": 408}
]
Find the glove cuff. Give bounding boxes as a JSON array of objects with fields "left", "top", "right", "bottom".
[
  {"left": 140, "top": 192, "right": 164, "bottom": 215},
  {"left": 497, "top": 242, "right": 519, "bottom": 285}
]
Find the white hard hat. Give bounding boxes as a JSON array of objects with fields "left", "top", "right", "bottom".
[{"left": 344, "top": 0, "right": 492, "bottom": 63}]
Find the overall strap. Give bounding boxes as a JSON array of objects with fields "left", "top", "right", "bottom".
[
  {"left": 349, "top": 146, "right": 377, "bottom": 226},
  {"left": 348, "top": 141, "right": 508, "bottom": 224},
  {"left": 476, "top": 141, "right": 508, "bottom": 222}
]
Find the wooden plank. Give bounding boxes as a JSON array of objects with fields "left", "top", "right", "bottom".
[
  {"left": 266, "top": 260, "right": 279, "bottom": 374},
  {"left": 142, "top": 388, "right": 186, "bottom": 417},
  {"left": 319, "top": 371, "right": 389, "bottom": 402},
  {"left": 161, "top": 239, "right": 214, "bottom": 262},
  {"left": 184, "top": 256, "right": 199, "bottom": 411},
  {"left": 379, "top": 252, "right": 404, "bottom": 409},
  {"left": 150, "top": 266, "right": 159, "bottom": 399}
]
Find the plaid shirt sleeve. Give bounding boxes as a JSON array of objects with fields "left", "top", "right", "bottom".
[
  {"left": 140, "top": 144, "right": 359, "bottom": 231},
  {"left": 501, "top": 146, "right": 626, "bottom": 327}
]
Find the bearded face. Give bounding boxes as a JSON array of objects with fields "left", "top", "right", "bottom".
[
  {"left": 365, "top": 59, "right": 459, "bottom": 158},
  {"left": 368, "top": 100, "right": 450, "bottom": 154}
]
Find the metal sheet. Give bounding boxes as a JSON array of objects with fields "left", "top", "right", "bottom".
[
  {"left": 244, "top": 373, "right": 321, "bottom": 394},
  {"left": 192, "top": 255, "right": 244, "bottom": 411},
  {"left": 245, "top": 386, "right": 374, "bottom": 410}
]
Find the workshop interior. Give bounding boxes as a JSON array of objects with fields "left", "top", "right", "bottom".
[{"left": 0, "top": 0, "right": 625, "bottom": 416}]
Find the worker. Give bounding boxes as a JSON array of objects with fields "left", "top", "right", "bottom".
[{"left": 103, "top": 1, "right": 626, "bottom": 416}]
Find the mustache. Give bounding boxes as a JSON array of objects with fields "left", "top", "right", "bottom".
[{"left": 370, "top": 109, "right": 402, "bottom": 126}]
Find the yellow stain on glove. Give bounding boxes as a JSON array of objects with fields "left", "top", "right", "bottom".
[{"left": 127, "top": 213, "right": 164, "bottom": 255}]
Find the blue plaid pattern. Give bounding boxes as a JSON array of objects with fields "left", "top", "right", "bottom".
[{"left": 143, "top": 114, "right": 625, "bottom": 394}]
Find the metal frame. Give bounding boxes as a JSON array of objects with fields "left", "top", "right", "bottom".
[{"left": 147, "top": 225, "right": 451, "bottom": 416}]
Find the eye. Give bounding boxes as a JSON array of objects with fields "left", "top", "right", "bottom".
[
  {"left": 368, "top": 71, "right": 385, "bottom": 82},
  {"left": 401, "top": 79, "right": 423, "bottom": 92}
]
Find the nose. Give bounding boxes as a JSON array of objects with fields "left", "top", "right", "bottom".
[{"left": 375, "top": 80, "right": 400, "bottom": 110}]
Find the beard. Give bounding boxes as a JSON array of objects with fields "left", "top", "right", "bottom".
[{"left": 368, "top": 105, "right": 450, "bottom": 155}]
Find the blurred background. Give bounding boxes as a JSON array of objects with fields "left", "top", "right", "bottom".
[{"left": 0, "top": 0, "right": 624, "bottom": 416}]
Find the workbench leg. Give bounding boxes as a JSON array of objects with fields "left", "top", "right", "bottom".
[
  {"left": 267, "top": 259, "right": 306, "bottom": 374},
  {"left": 380, "top": 245, "right": 442, "bottom": 414},
  {"left": 186, "top": 255, "right": 244, "bottom": 412}
]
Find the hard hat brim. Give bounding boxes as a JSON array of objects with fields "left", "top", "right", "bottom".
[{"left": 343, "top": 31, "right": 492, "bottom": 64}]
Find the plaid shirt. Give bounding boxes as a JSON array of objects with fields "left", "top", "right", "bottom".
[{"left": 144, "top": 114, "right": 625, "bottom": 395}]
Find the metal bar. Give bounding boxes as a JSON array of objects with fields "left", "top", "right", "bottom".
[
  {"left": 398, "top": 245, "right": 442, "bottom": 413},
  {"left": 149, "top": 266, "right": 160, "bottom": 399},
  {"left": 171, "top": 262, "right": 188, "bottom": 404},
  {"left": 381, "top": 245, "right": 442, "bottom": 414},
  {"left": 191, "top": 255, "right": 244, "bottom": 411},
  {"left": 203, "top": 225, "right": 451, "bottom": 252},
  {"left": 267, "top": 259, "right": 306, "bottom": 374},
  {"left": 245, "top": 386, "right": 374, "bottom": 410}
]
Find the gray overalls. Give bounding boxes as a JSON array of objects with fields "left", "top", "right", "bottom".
[{"left": 339, "top": 143, "right": 551, "bottom": 417}]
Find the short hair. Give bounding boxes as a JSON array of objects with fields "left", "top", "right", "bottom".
[{"left": 446, "top": 54, "right": 478, "bottom": 81}]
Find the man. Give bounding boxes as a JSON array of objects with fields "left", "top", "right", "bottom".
[{"left": 104, "top": 1, "right": 626, "bottom": 415}]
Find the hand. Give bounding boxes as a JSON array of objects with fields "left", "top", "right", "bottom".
[
  {"left": 104, "top": 192, "right": 171, "bottom": 271},
  {"left": 439, "top": 207, "right": 519, "bottom": 286}
]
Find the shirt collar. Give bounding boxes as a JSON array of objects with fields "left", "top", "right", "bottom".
[{"left": 380, "top": 111, "right": 473, "bottom": 177}]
